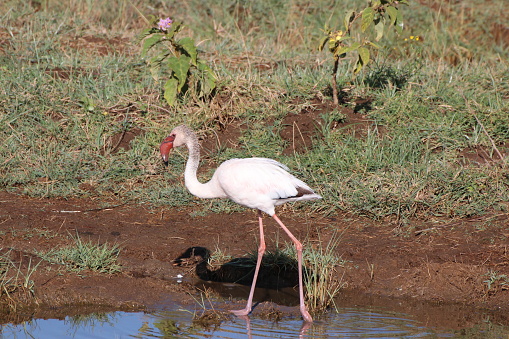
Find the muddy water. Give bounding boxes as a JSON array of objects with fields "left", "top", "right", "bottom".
[
  {"left": 0, "top": 309, "right": 451, "bottom": 338},
  {"left": 2, "top": 306, "right": 507, "bottom": 338},
  {"left": 2, "top": 289, "right": 509, "bottom": 339},
  {"left": 2, "top": 280, "right": 509, "bottom": 338}
]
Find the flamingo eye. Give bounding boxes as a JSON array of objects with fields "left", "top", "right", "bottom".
[{"left": 163, "top": 134, "right": 176, "bottom": 143}]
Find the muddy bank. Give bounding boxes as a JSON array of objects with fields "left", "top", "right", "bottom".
[{"left": 0, "top": 191, "right": 508, "bottom": 325}]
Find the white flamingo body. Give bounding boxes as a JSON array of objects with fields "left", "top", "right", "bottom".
[
  {"left": 204, "top": 158, "right": 320, "bottom": 215},
  {"left": 160, "top": 125, "right": 320, "bottom": 323}
]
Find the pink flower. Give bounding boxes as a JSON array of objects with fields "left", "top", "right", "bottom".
[{"left": 158, "top": 17, "right": 173, "bottom": 31}]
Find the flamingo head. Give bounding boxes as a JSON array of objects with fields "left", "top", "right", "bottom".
[
  {"left": 159, "top": 134, "right": 175, "bottom": 163},
  {"left": 160, "top": 125, "right": 194, "bottom": 163}
]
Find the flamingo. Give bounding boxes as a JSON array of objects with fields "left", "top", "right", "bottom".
[{"left": 160, "top": 125, "right": 321, "bottom": 323}]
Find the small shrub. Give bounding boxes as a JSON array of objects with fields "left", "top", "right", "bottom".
[
  {"left": 139, "top": 16, "right": 217, "bottom": 106},
  {"left": 319, "top": 0, "right": 409, "bottom": 104}
]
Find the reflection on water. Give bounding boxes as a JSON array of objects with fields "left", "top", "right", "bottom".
[{"left": 2, "top": 305, "right": 509, "bottom": 339}]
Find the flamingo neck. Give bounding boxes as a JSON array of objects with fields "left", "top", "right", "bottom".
[{"left": 184, "top": 135, "right": 221, "bottom": 199}]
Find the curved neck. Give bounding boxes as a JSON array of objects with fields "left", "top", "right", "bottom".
[{"left": 184, "top": 135, "right": 220, "bottom": 199}]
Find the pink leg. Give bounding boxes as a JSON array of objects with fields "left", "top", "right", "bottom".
[
  {"left": 272, "top": 214, "right": 313, "bottom": 323},
  {"left": 231, "top": 210, "right": 266, "bottom": 317}
]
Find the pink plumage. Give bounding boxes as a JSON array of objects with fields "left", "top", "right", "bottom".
[{"left": 160, "top": 125, "right": 321, "bottom": 323}]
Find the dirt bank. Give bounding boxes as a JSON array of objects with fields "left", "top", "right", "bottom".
[{"left": 1, "top": 191, "right": 508, "bottom": 326}]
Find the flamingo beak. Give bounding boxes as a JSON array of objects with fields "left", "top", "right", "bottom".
[{"left": 160, "top": 135, "right": 175, "bottom": 163}]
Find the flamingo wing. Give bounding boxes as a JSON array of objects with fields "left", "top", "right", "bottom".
[{"left": 212, "top": 158, "right": 319, "bottom": 214}]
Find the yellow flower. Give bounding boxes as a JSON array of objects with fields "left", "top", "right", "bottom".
[{"left": 330, "top": 30, "right": 344, "bottom": 42}]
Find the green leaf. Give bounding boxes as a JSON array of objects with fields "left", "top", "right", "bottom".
[
  {"left": 354, "top": 60, "right": 363, "bottom": 74},
  {"left": 358, "top": 47, "right": 370, "bottom": 66},
  {"left": 197, "top": 60, "right": 217, "bottom": 97},
  {"left": 395, "top": 8, "right": 404, "bottom": 34},
  {"left": 164, "top": 78, "right": 179, "bottom": 106},
  {"left": 165, "top": 21, "right": 182, "bottom": 40},
  {"left": 334, "top": 42, "right": 361, "bottom": 57},
  {"left": 141, "top": 34, "right": 164, "bottom": 57},
  {"left": 386, "top": 6, "right": 398, "bottom": 26},
  {"left": 368, "top": 41, "right": 381, "bottom": 49},
  {"left": 318, "top": 35, "right": 329, "bottom": 51},
  {"left": 137, "top": 28, "right": 155, "bottom": 43},
  {"left": 148, "top": 56, "right": 162, "bottom": 81},
  {"left": 374, "top": 20, "right": 384, "bottom": 41},
  {"left": 354, "top": 62, "right": 362, "bottom": 74},
  {"left": 361, "top": 7, "right": 375, "bottom": 32},
  {"left": 149, "top": 51, "right": 171, "bottom": 66},
  {"left": 167, "top": 56, "right": 191, "bottom": 91},
  {"left": 354, "top": 47, "right": 370, "bottom": 74},
  {"left": 344, "top": 10, "right": 355, "bottom": 31},
  {"left": 177, "top": 37, "right": 198, "bottom": 65},
  {"left": 147, "top": 52, "right": 171, "bottom": 81}
]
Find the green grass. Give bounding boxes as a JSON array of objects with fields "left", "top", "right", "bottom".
[
  {"left": 1, "top": 249, "right": 40, "bottom": 306},
  {"left": 484, "top": 270, "right": 509, "bottom": 296},
  {"left": 0, "top": 0, "right": 508, "bottom": 224},
  {"left": 243, "top": 236, "right": 345, "bottom": 315},
  {"left": 37, "top": 233, "right": 121, "bottom": 274},
  {"left": 302, "top": 233, "right": 345, "bottom": 314}
]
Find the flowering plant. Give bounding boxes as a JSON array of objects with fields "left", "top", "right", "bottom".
[
  {"left": 139, "top": 17, "right": 216, "bottom": 106},
  {"left": 157, "top": 17, "right": 173, "bottom": 31}
]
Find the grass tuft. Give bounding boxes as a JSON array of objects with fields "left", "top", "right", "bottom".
[
  {"left": 303, "top": 233, "right": 345, "bottom": 315},
  {"left": 243, "top": 235, "right": 345, "bottom": 315},
  {"left": 38, "top": 233, "right": 121, "bottom": 274},
  {"left": 0, "top": 249, "right": 41, "bottom": 309}
]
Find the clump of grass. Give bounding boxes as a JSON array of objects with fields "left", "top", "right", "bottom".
[
  {"left": 1, "top": 249, "right": 41, "bottom": 308},
  {"left": 207, "top": 244, "right": 233, "bottom": 269},
  {"left": 38, "top": 234, "right": 121, "bottom": 274},
  {"left": 243, "top": 234, "right": 345, "bottom": 315},
  {"left": 484, "top": 270, "right": 509, "bottom": 296},
  {"left": 187, "top": 287, "right": 231, "bottom": 329},
  {"left": 302, "top": 233, "right": 345, "bottom": 315}
]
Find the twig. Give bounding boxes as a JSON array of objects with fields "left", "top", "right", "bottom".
[
  {"left": 54, "top": 202, "right": 129, "bottom": 213},
  {"left": 111, "top": 128, "right": 128, "bottom": 153}
]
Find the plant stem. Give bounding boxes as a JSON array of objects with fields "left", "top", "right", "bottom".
[{"left": 332, "top": 57, "right": 340, "bottom": 106}]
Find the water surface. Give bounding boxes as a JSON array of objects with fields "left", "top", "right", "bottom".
[{"left": 2, "top": 303, "right": 508, "bottom": 338}]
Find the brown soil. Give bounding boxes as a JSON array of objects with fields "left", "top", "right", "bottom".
[{"left": 1, "top": 187, "right": 509, "bottom": 325}]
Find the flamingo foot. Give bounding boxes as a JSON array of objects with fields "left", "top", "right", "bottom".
[
  {"left": 230, "top": 308, "right": 251, "bottom": 317},
  {"left": 301, "top": 307, "right": 313, "bottom": 323}
]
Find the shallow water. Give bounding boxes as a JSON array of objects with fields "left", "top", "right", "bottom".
[
  {"left": 2, "top": 280, "right": 509, "bottom": 339},
  {"left": 2, "top": 303, "right": 508, "bottom": 339},
  {"left": 0, "top": 308, "right": 435, "bottom": 338}
]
